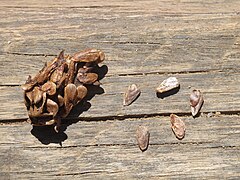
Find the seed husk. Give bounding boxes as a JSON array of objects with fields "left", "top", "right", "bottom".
[
  {"left": 123, "top": 84, "right": 141, "bottom": 106},
  {"left": 77, "top": 72, "right": 98, "bottom": 85},
  {"left": 170, "top": 114, "right": 185, "bottom": 140},
  {"left": 22, "top": 49, "right": 105, "bottom": 130},
  {"left": 190, "top": 89, "right": 204, "bottom": 117},
  {"left": 136, "top": 125, "right": 150, "bottom": 152},
  {"left": 46, "top": 98, "right": 59, "bottom": 117},
  {"left": 63, "top": 83, "right": 78, "bottom": 117},
  {"left": 156, "top": 77, "right": 180, "bottom": 93},
  {"left": 32, "top": 86, "right": 44, "bottom": 104},
  {"left": 41, "top": 81, "right": 57, "bottom": 96},
  {"left": 76, "top": 85, "right": 88, "bottom": 103},
  {"left": 72, "top": 49, "right": 105, "bottom": 64}
]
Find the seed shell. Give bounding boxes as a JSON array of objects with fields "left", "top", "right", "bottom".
[
  {"left": 156, "top": 77, "right": 180, "bottom": 93},
  {"left": 190, "top": 89, "right": 204, "bottom": 117},
  {"left": 170, "top": 114, "right": 185, "bottom": 140},
  {"left": 136, "top": 125, "right": 150, "bottom": 152},
  {"left": 123, "top": 84, "right": 141, "bottom": 106}
]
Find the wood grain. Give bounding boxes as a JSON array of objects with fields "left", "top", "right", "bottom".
[
  {"left": 0, "top": 0, "right": 240, "bottom": 179},
  {"left": 1, "top": 71, "right": 240, "bottom": 120},
  {"left": 0, "top": 0, "right": 240, "bottom": 85},
  {"left": 0, "top": 115, "right": 240, "bottom": 179}
]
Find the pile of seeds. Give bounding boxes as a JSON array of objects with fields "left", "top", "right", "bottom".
[{"left": 22, "top": 49, "right": 105, "bottom": 131}]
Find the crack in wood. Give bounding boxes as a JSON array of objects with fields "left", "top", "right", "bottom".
[
  {"left": 6, "top": 52, "right": 56, "bottom": 57},
  {"left": 0, "top": 111, "right": 240, "bottom": 124},
  {"left": 0, "top": 5, "right": 124, "bottom": 9},
  {"left": 54, "top": 170, "right": 124, "bottom": 176},
  {"left": 19, "top": 142, "right": 240, "bottom": 149}
]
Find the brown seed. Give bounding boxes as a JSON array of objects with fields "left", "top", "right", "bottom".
[
  {"left": 57, "top": 95, "right": 64, "bottom": 107},
  {"left": 46, "top": 98, "right": 59, "bottom": 117},
  {"left": 170, "top": 114, "right": 185, "bottom": 140},
  {"left": 50, "top": 63, "right": 68, "bottom": 84},
  {"left": 41, "top": 81, "right": 57, "bottom": 96},
  {"left": 76, "top": 85, "right": 88, "bottom": 103},
  {"left": 21, "top": 76, "right": 35, "bottom": 91},
  {"left": 77, "top": 72, "right": 98, "bottom": 85},
  {"left": 35, "top": 61, "right": 58, "bottom": 85},
  {"left": 136, "top": 125, "right": 150, "bottom": 152},
  {"left": 67, "top": 60, "right": 76, "bottom": 84},
  {"left": 72, "top": 49, "right": 105, "bottom": 64},
  {"left": 190, "top": 89, "right": 204, "bottom": 117},
  {"left": 156, "top": 77, "right": 180, "bottom": 93},
  {"left": 28, "top": 92, "right": 47, "bottom": 117},
  {"left": 63, "top": 83, "right": 78, "bottom": 117},
  {"left": 32, "top": 86, "right": 44, "bottom": 104},
  {"left": 123, "top": 84, "right": 141, "bottom": 106}
]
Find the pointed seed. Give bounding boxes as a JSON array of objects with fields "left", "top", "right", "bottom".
[
  {"left": 190, "top": 89, "right": 204, "bottom": 117},
  {"left": 123, "top": 84, "right": 141, "bottom": 106},
  {"left": 170, "top": 114, "right": 185, "bottom": 140},
  {"left": 156, "top": 77, "right": 180, "bottom": 93},
  {"left": 136, "top": 125, "right": 150, "bottom": 152}
]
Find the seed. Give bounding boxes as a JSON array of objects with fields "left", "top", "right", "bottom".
[
  {"left": 41, "top": 81, "right": 57, "bottom": 96},
  {"left": 170, "top": 114, "right": 185, "bottom": 140},
  {"left": 136, "top": 125, "right": 150, "bottom": 152},
  {"left": 77, "top": 72, "right": 98, "bottom": 85},
  {"left": 123, "top": 84, "right": 141, "bottom": 106},
  {"left": 190, "top": 89, "right": 204, "bottom": 117},
  {"left": 156, "top": 77, "right": 180, "bottom": 93}
]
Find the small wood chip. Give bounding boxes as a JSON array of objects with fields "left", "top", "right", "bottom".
[
  {"left": 190, "top": 89, "right": 204, "bottom": 117},
  {"left": 170, "top": 114, "right": 185, "bottom": 140},
  {"left": 136, "top": 125, "right": 150, "bottom": 152},
  {"left": 123, "top": 84, "right": 141, "bottom": 106}
]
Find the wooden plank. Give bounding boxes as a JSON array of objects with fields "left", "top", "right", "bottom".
[
  {"left": 1, "top": 71, "right": 240, "bottom": 120},
  {"left": 1, "top": 34, "right": 240, "bottom": 85},
  {"left": 0, "top": 1, "right": 240, "bottom": 85},
  {"left": 0, "top": 115, "right": 239, "bottom": 179},
  {"left": 0, "top": 1, "right": 240, "bottom": 179}
]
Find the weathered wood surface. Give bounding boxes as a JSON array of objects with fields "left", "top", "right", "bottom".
[
  {"left": 1, "top": 71, "right": 240, "bottom": 120},
  {"left": 1, "top": 115, "right": 240, "bottom": 179},
  {"left": 0, "top": 0, "right": 240, "bottom": 179}
]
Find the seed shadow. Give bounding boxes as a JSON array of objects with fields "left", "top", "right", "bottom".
[
  {"left": 31, "top": 126, "right": 67, "bottom": 146},
  {"left": 156, "top": 86, "right": 180, "bottom": 99},
  {"left": 30, "top": 64, "right": 108, "bottom": 145}
]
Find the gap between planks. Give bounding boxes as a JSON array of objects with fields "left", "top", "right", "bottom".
[{"left": 1, "top": 112, "right": 240, "bottom": 125}]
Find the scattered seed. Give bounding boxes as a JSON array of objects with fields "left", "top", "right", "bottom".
[
  {"left": 190, "top": 89, "right": 204, "bottom": 117},
  {"left": 156, "top": 77, "right": 180, "bottom": 93},
  {"left": 170, "top": 114, "right": 185, "bottom": 140},
  {"left": 123, "top": 84, "right": 141, "bottom": 106},
  {"left": 136, "top": 125, "right": 150, "bottom": 152}
]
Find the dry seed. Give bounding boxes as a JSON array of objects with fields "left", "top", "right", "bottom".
[
  {"left": 22, "top": 49, "right": 105, "bottom": 131},
  {"left": 156, "top": 77, "right": 180, "bottom": 93},
  {"left": 190, "top": 89, "right": 204, "bottom": 117},
  {"left": 170, "top": 114, "right": 185, "bottom": 140},
  {"left": 136, "top": 125, "right": 150, "bottom": 152},
  {"left": 41, "top": 81, "right": 57, "bottom": 96},
  {"left": 123, "top": 84, "right": 141, "bottom": 106}
]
